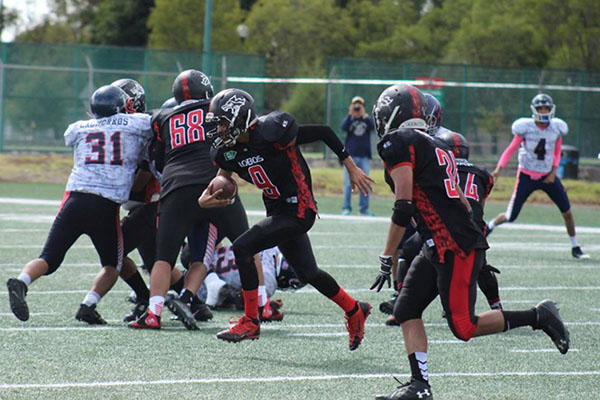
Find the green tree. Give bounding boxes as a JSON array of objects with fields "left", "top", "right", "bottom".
[{"left": 90, "top": 0, "right": 155, "bottom": 46}]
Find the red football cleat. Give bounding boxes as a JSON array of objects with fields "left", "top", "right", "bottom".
[
  {"left": 217, "top": 315, "right": 260, "bottom": 343},
  {"left": 345, "top": 301, "right": 371, "bottom": 351},
  {"left": 128, "top": 310, "right": 161, "bottom": 330},
  {"left": 261, "top": 298, "right": 284, "bottom": 322}
]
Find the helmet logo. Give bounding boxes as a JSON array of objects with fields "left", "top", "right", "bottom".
[
  {"left": 201, "top": 75, "right": 211, "bottom": 85},
  {"left": 221, "top": 95, "right": 246, "bottom": 116},
  {"left": 380, "top": 95, "right": 393, "bottom": 107}
]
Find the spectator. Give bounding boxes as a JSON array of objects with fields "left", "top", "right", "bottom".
[{"left": 340, "top": 96, "right": 375, "bottom": 216}]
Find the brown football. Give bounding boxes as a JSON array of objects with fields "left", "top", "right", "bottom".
[{"left": 208, "top": 175, "right": 238, "bottom": 200}]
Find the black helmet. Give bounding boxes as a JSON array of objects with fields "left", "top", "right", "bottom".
[
  {"left": 161, "top": 97, "right": 178, "bottom": 109},
  {"left": 90, "top": 85, "right": 129, "bottom": 118},
  {"left": 276, "top": 253, "right": 306, "bottom": 291},
  {"left": 372, "top": 84, "right": 428, "bottom": 137},
  {"left": 172, "top": 69, "right": 214, "bottom": 103},
  {"left": 437, "top": 131, "right": 470, "bottom": 160},
  {"left": 424, "top": 93, "right": 442, "bottom": 136},
  {"left": 111, "top": 78, "right": 146, "bottom": 113},
  {"left": 206, "top": 88, "right": 257, "bottom": 148}
]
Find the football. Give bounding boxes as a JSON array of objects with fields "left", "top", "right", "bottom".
[{"left": 208, "top": 175, "right": 238, "bottom": 200}]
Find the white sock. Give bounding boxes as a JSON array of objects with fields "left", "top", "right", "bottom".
[
  {"left": 415, "top": 351, "right": 429, "bottom": 382},
  {"left": 18, "top": 273, "right": 32, "bottom": 286},
  {"left": 83, "top": 291, "right": 101, "bottom": 307},
  {"left": 205, "top": 273, "right": 227, "bottom": 306},
  {"left": 569, "top": 236, "right": 578, "bottom": 247},
  {"left": 487, "top": 220, "right": 496, "bottom": 231},
  {"left": 258, "top": 285, "right": 267, "bottom": 307},
  {"left": 149, "top": 295, "right": 165, "bottom": 316}
]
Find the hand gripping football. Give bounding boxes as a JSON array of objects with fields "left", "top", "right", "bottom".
[{"left": 208, "top": 175, "right": 238, "bottom": 200}]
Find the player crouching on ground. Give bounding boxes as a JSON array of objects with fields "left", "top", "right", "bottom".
[{"left": 7, "top": 85, "right": 153, "bottom": 322}]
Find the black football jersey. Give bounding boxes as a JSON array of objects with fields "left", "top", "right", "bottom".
[
  {"left": 456, "top": 159, "right": 494, "bottom": 232},
  {"left": 212, "top": 112, "right": 317, "bottom": 218},
  {"left": 151, "top": 99, "right": 217, "bottom": 198},
  {"left": 378, "top": 128, "right": 488, "bottom": 262}
]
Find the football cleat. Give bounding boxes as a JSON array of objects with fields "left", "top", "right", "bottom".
[
  {"left": 190, "top": 299, "right": 213, "bottom": 322},
  {"left": 7, "top": 278, "right": 29, "bottom": 321},
  {"left": 376, "top": 379, "right": 433, "bottom": 400},
  {"left": 217, "top": 316, "right": 260, "bottom": 343},
  {"left": 75, "top": 304, "right": 107, "bottom": 325},
  {"left": 261, "top": 298, "right": 284, "bottom": 322},
  {"left": 571, "top": 246, "right": 589, "bottom": 259},
  {"left": 385, "top": 315, "right": 400, "bottom": 326},
  {"left": 123, "top": 302, "right": 148, "bottom": 322},
  {"left": 345, "top": 301, "right": 372, "bottom": 351},
  {"left": 165, "top": 297, "right": 199, "bottom": 330},
  {"left": 128, "top": 310, "right": 161, "bottom": 330},
  {"left": 379, "top": 295, "right": 397, "bottom": 315},
  {"left": 533, "top": 300, "right": 570, "bottom": 354}
]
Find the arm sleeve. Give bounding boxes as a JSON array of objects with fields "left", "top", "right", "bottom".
[
  {"left": 296, "top": 125, "right": 350, "bottom": 160},
  {"left": 553, "top": 136, "right": 562, "bottom": 167},
  {"left": 497, "top": 135, "right": 523, "bottom": 168}
]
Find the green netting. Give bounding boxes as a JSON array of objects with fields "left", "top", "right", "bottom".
[
  {"left": 327, "top": 58, "right": 600, "bottom": 159},
  {"left": 0, "top": 42, "right": 266, "bottom": 152}
]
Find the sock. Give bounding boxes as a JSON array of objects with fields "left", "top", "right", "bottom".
[
  {"left": 502, "top": 309, "right": 537, "bottom": 331},
  {"left": 489, "top": 299, "right": 503, "bottom": 310},
  {"left": 83, "top": 291, "right": 101, "bottom": 307},
  {"left": 149, "top": 295, "right": 165, "bottom": 316},
  {"left": 408, "top": 352, "right": 429, "bottom": 383},
  {"left": 170, "top": 274, "right": 185, "bottom": 293},
  {"left": 242, "top": 289, "right": 259, "bottom": 322},
  {"left": 124, "top": 272, "right": 149, "bottom": 304},
  {"left": 330, "top": 287, "right": 357, "bottom": 314},
  {"left": 569, "top": 236, "right": 578, "bottom": 247},
  {"left": 17, "top": 273, "right": 32, "bottom": 286},
  {"left": 487, "top": 220, "right": 495, "bottom": 231},
  {"left": 258, "top": 285, "right": 267, "bottom": 308},
  {"left": 179, "top": 288, "right": 194, "bottom": 304}
]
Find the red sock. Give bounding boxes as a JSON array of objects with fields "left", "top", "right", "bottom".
[
  {"left": 242, "top": 289, "right": 259, "bottom": 321},
  {"left": 330, "top": 287, "right": 357, "bottom": 313}
]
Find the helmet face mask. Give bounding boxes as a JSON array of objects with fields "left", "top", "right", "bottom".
[
  {"left": 111, "top": 78, "right": 146, "bottom": 113},
  {"left": 530, "top": 93, "right": 555, "bottom": 124},
  {"left": 373, "top": 84, "right": 428, "bottom": 138},
  {"left": 424, "top": 93, "right": 442, "bottom": 136},
  {"left": 206, "top": 89, "right": 257, "bottom": 149}
]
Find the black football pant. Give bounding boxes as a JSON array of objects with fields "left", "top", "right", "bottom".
[
  {"left": 232, "top": 209, "right": 340, "bottom": 297},
  {"left": 121, "top": 201, "right": 158, "bottom": 271}
]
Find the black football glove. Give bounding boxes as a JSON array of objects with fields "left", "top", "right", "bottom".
[{"left": 370, "top": 255, "right": 393, "bottom": 292}]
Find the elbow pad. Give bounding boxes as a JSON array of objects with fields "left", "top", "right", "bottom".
[{"left": 391, "top": 200, "right": 415, "bottom": 227}]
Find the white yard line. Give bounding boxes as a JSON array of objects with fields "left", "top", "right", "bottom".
[
  {"left": 1, "top": 370, "right": 599, "bottom": 390},
  {"left": 511, "top": 349, "right": 580, "bottom": 353}
]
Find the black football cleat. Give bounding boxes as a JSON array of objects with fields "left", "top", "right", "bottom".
[
  {"left": 190, "top": 299, "right": 213, "bottom": 322},
  {"left": 375, "top": 379, "right": 433, "bottom": 400},
  {"left": 165, "top": 297, "right": 199, "bottom": 330},
  {"left": 345, "top": 301, "right": 371, "bottom": 351},
  {"left": 571, "top": 246, "right": 589, "bottom": 259},
  {"left": 75, "top": 304, "right": 107, "bottom": 325},
  {"left": 123, "top": 302, "right": 148, "bottom": 322},
  {"left": 379, "top": 298, "right": 396, "bottom": 315},
  {"left": 533, "top": 300, "right": 570, "bottom": 354},
  {"left": 7, "top": 278, "right": 29, "bottom": 321}
]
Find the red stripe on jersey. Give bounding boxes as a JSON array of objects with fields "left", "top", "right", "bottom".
[
  {"left": 57, "top": 191, "right": 71, "bottom": 215},
  {"left": 448, "top": 250, "right": 477, "bottom": 341},
  {"left": 182, "top": 77, "right": 191, "bottom": 100},
  {"left": 153, "top": 121, "right": 163, "bottom": 142},
  {"left": 286, "top": 146, "right": 317, "bottom": 218},
  {"left": 408, "top": 86, "right": 422, "bottom": 118},
  {"left": 413, "top": 183, "right": 464, "bottom": 261}
]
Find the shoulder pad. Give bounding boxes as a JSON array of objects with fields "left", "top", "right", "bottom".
[
  {"left": 512, "top": 118, "right": 531, "bottom": 135},
  {"left": 259, "top": 111, "right": 299, "bottom": 145}
]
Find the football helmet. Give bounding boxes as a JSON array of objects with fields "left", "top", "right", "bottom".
[
  {"left": 90, "top": 85, "right": 129, "bottom": 119},
  {"left": 372, "top": 84, "right": 428, "bottom": 137},
  {"left": 424, "top": 93, "right": 442, "bottom": 135},
  {"left": 206, "top": 88, "right": 257, "bottom": 148},
  {"left": 276, "top": 253, "right": 306, "bottom": 291},
  {"left": 530, "top": 93, "right": 555, "bottom": 124},
  {"left": 172, "top": 69, "right": 214, "bottom": 103},
  {"left": 437, "top": 131, "right": 470, "bottom": 160},
  {"left": 111, "top": 78, "right": 146, "bottom": 113},
  {"left": 161, "top": 97, "right": 178, "bottom": 109}
]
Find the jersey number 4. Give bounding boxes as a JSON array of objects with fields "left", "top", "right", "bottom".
[
  {"left": 85, "top": 131, "right": 123, "bottom": 165},
  {"left": 534, "top": 138, "right": 546, "bottom": 160},
  {"left": 169, "top": 109, "right": 205, "bottom": 149},
  {"left": 435, "top": 147, "right": 459, "bottom": 198}
]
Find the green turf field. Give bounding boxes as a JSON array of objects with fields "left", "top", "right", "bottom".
[{"left": 0, "top": 185, "right": 598, "bottom": 399}]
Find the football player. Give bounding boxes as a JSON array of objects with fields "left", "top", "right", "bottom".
[
  {"left": 6, "top": 85, "right": 153, "bottom": 322},
  {"left": 370, "top": 84, "right": 569, "bottom": 400},
  {"left": 486, "top": 93, "right": 588, "bottom": 259},
  {"left": 129, "top": 70, "right": 253, "bottom": 331},
  {"left": 199, "top": 88, "right": 374, "bottom": 349}
]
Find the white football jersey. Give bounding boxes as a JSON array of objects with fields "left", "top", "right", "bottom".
[
  {"left": 64, "top": 113, "right": 152, "bottom": 203},
  {"left": 210, "top": 245, "right": 278, "bottom": 297},
  {"left": 512, "top": 117, "right": 568, "bottom": 173}
]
